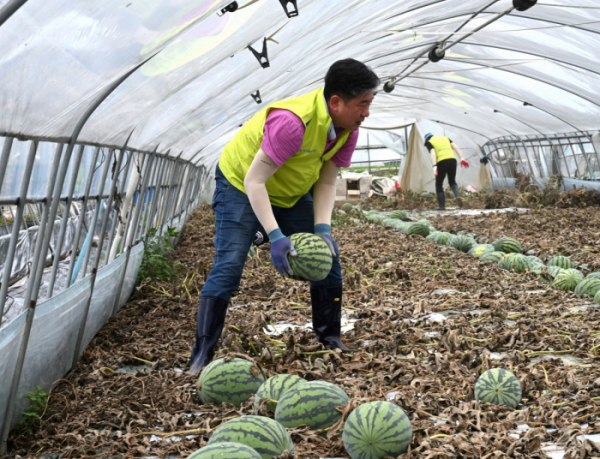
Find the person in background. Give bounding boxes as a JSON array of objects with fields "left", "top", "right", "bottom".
[
  {"left": 425, "top": 133, "right": 469, "bottom": 210},
  {"left": 189, "top": 59, "right": 380, "bottom": 374}
]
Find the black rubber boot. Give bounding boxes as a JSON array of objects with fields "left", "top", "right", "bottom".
[
  {"left": 436, "top": 192, "right": 446, "bottom": 211},
  {"left": 189, "top": 296, "right": 229, "bottom": 374},
  {"left": 451, "top": 184, "right": 464, "bottom": 208},
  {"left": 310, "top": 285, "right": 349, "bottom": 351}
]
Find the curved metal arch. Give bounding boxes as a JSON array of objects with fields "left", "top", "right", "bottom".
[
  {"left": 406, "top": 74, "right": 581, "bottom": 132},
  {"left": 371, "top": 47, "right": 600, "bottom": 111},
  {"left": 365, "top": 18, "right": 600, "bottom": 79}
]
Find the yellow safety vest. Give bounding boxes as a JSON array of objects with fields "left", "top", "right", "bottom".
[
  {"left": 218, "top": 88, "right": 351, "bottom": 208},
  {"left": 429, "top": 136, "right": 456, "bottom": 163}
]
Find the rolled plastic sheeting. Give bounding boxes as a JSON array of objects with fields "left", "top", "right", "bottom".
[{"left": 0, "top": 312, "right": 27, "bottom": 440}]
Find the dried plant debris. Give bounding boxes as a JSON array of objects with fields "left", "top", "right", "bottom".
[{"left": 7, "top": 204, "right": 600, "bottom": 459}]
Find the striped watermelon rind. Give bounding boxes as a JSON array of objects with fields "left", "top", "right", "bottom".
[
  {"left": 207, "top": 416, "right": 294, "bottom": 459},
  {"left": 526, "top": 255, "right": 544, "bottom": 265},
  {"left": 480, "top": 251, "right": 508, "bottom": 263},
  {"left": 382, "top": 218, "right": 397, "bottom": 227},
  {"left": 574, "top": 278, "right": 600, "bottom": 297},
  {"left": 450, "top": 235, "right": 477, "bottom": 253},
  {"left": 432, "top": 232, "right": 452, "bottom": 245},
  {"left": 530, "top": 262, "right": 546, "bottom": 275},
  {"left": 341, "top": 203, "right": 354, "bottom": 212},
  {"left": 587, "top": 272, "right": 600, "bottom": 281},
  {"left": 426, "top": 231, "right": 441, "bottom": 241},
  {"left": 547, "top": 256, "right": 575, "bottom": 270},
  {"left": 548, "top": 265, "right": 567, "bottom": 279},
  {"left": 188, "top": 442, "right": 263, "bottom": 459},
  {"left": 499, "top": 254, "right": 532, "bottom": 273},
  {"left": 553, "top": 269, "right": 583, "bottom": 292},
  {"left": 407, "top": 222, "right": 430, "bottom": 237},
  {"left": 493, "top": 237, "right": 522, "bottom": 254},
  {"left": 253, "top": 374, "right": 306, "bottom": 414},
  {"left": 274, "top": 381, "right": 349, "bottom": 430},
  {"left": 199, "top": 358, "right": 265, "bottom": 407},
  {"left": 594, "top": 290, "right": 600, "bottom": 305},
  {"left": 287, "top": 233, "right": 332, "bottom": 282},
  {"left": 342, "top": 401, "right": 413, "bottom": 459},
  {"left": 391, "top": 210, "right": 409, "bottom": 221},
  {"left": 469, "top": 244, "right": 495, "bottom": 257},
  {"left": 474, "top": 368, "right": 522, "bottom": 409}
]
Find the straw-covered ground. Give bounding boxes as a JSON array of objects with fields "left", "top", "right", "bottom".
[{"left": 6, "top": 203, "right": 600, "bottom": 459}]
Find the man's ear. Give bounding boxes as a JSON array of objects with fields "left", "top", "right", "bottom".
[{"left": 328, "top": 94, "right": 344, "bottom": 113}]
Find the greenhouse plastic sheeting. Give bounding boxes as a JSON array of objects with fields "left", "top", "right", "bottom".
[
  {"left": 0, "top": 312, "right": 26, "bottom": 440},
  {"left": 78, "top": 250, "right": 127, "bottom": 355},
  {"left": 115, "top": 242, "right": 145, "bottom": 312},
  {"left": 10, "top": 276, "right": 92, "bottom": 427},
  {"left": 1, "top": 1, "right": 599, "bottom": 164},
  {"left": 492, "top": 177, "right": 600, "bottom": 193}
]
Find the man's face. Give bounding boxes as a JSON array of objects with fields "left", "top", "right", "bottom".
[{"left": 329, "top": 90, "right": 374, "bottom": 131}]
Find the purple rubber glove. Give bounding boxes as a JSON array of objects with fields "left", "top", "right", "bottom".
[
  {"left": 268, "top": 229, "right": 297, "bottom": 277},
  {"left": 314, "top": 224, "right": 338, "bottom": 257}
]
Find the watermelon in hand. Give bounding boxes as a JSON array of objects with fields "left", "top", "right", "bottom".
[{"left": 287, "top": 233, "right": 333, "bottom": 282}]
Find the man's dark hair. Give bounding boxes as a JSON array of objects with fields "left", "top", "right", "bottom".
[{"left": 324, "top": 59, "right": 380, "bottom": 102}]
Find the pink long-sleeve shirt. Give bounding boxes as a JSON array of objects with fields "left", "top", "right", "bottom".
[{"left": 261, "top": 109, "right": 358, "bottom": 168}]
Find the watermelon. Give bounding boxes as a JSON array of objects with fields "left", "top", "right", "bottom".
[
  {"left": 499, "top": 253, "right": 532, "bottom": 273},
  {"left": 594, "top": 290, "right": 600, "bottom": 305},
  {"left": 469, "top": 244, "right": 495, "bottom": 257},
  {"left": 474, "top": 368, "right": 522, "bottom": 409},
  {"left": 587, "top": 272, "right": 600, "bottom": 281},
  {"left": 407, "top": 222, "right": 430, "bottom": 237},
  {"left": 574, "top": 278, "right": 600, "bottom": 297},
  {"left": 548, "top": 265, "right": 567, "bottom": 279},
  {"left": 450, "top": 235, "right": 476, "bottom": 253},
  {"left": 188, "top": 442, "right": 262, "bottom": 459},
  {"left": 480, "top": 251, "right": 507, "bottom": 263},
  {"left": 493, "top": 237, "right": 522, "bottom": 254},
  {"left": 207, "top": 416, "right": 294, "bottom": 459},
  {"left": 433, "top": 232, "right": 452, "bottom": 246},
  {"left": 365, "top": 213, "right": 385, "bottom": 224},
  {"left": 274, "top": 381, "right": 349, "bottom": 430},
  {"left": 287, "top": 233, "right": 332, "bottom": 282},
  {"left": 341, "top": 203, "right": 354, "bottom": 212},
  {"left": 391, "top": 210, "right": 409, "bottom": 221},
  {"left": 547, "top": 256, "right": 575, "bottom": 270},
  {"left": 254, "top": 374, "right": 306, "bottom": 414},
  {"left": 421, "top": 191, "right": 432, "bottom": 198},
  {"left": 526, "top": 255, "right": 543, "bottom": 265},
  {"left": 390, "top": 221, "right": 407, "bottom": 231},
  {"left": 199, "top": 358, "right": 265, "bottom": 407},
  {"left": 342, "top": 401, "right": 413, "bottom": 459},
  {"left": 553, "top": 269, "right": 584, "bottom": 292},
  {"left": 399, "top": 223, "right": 413, "bottom": 234},
  {"left": 530, "top": 262, "right": 546, "bottom": 275},
  {"left": 382, "top": 218, "right": 396, "bottom": 227},
  {"left": 426, "top": 231, "right": 441, "bottom": 241}
]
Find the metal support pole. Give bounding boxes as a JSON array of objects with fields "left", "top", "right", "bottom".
[
  {"left": 66, "top": 147, "right": 100, "bottom": 286},
  {"left": 106, "top": 151, "right": 133, "bottom": 264},
  {"left": 117, "top": 152, "right": 147, "bottom": 261},
  {"left": 174, "top": 164, "right": 190, "bottom": 218},
  {"left": 170, "top": 160, "right": 187, "bottom": 221},
  {"left": 163, "top": 158, "right": 182, "bottom": 227},
  {"left": 157, "top": 159, "right": 176, "bottom": 235},
  {"left": 144, "top": 155, "right": 168, "bottom": 236},
  {"left": 135, "top": 152, "right": 161, "bottom": 244},
  {"left": 45, "top": 144, "right": 86, "bottom": 299},
  {"left": 112, "top": 150, "right": 157, "bottom": 317},
  {"left": 0, "top": 140, "right": 38, "bottom": 323},
  {"left": 81, "top": 149, "right": 114, "bottom": 279},
  {"left": 70, "top": 144, "right": 128, "bottom": 368},
  {"left": 0, "top": 137, "right": 14, "bottom": 195}
]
